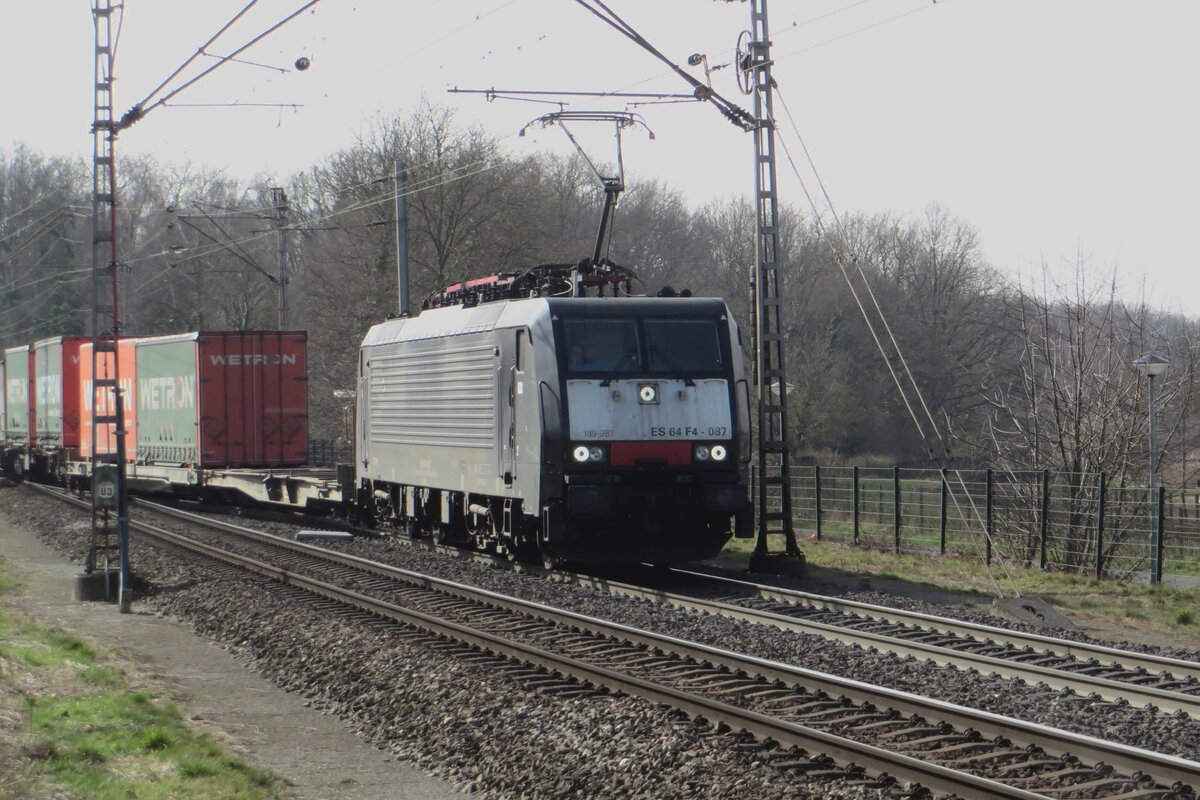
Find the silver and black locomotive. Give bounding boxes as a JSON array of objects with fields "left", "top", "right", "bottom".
[{"left": 355, "top": 266, "right": 752, "bottom": 565}]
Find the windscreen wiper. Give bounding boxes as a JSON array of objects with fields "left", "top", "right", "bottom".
[
  {"left": 649, "top": 345, "right": 695, "bottom": 386},
  {"left": 599, "top": 349, "right": 640, "bottom": 386}
]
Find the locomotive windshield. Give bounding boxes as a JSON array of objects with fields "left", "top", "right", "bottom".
[
  {"left": 644, "top": 319, "right": 722, "bottom": 371},
  {"left": 562, "top": 317, "right": 723, "bottom": 375},
  {"left": 563, "top": 320, "right": 642, "bottom": 373}
]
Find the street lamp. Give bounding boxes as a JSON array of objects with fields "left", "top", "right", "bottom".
[{"left": 1134, "top": 352, "right": 1169, "bottom": 584}]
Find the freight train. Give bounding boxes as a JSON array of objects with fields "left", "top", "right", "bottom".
[{"left": 1, "top": 271, "right": 753, "bottom": 566}]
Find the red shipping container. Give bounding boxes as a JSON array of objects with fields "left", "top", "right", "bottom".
[
  {"left": 136, "top": 331, "right": 308, "bottom": 468},
  {"left": 79, "top": 339, "right": 138, "bottom": 462}
]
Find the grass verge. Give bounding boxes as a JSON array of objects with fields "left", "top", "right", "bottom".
[
  {"left": 0, "top": 553, "right": 285, "bottom": 800},
  {"left": 721, "top": 536, "right": 1200, "bottom": 645}
]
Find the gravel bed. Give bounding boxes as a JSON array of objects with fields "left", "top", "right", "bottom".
[
  {"left": 2, "top": 487, "right": 897, "bottom": 800},
  {"left": 147, "top": 499, "right": 1200, "bottom": 764},
  {"left": 688, "top": 561, "right": 1200, "bottom": 664},
  {"left": 209, "top": 503, "right": 1200, "bottom": 663},
  {"left": 252, "top": 524, "right": 1200, "bottom": 760}
]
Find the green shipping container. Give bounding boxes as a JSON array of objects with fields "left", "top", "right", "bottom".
[
  {"left": 136, "top": 335, "right": 200, "bottom": 465},
  {"left": 4, "top": 346, "right": 30, "bottom": 447}
]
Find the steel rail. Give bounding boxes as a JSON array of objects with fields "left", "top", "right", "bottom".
[
  {"left": 668, "top": 567, "right": 1200, "bottom": 682},
  {"left": 113, "top": 494, "right": 1200, "bottom": 791},
  {"left": 270, "top": 504, "right": 1200, "bottom": 699},
  {"left": 555, "top": 572, "right": 1200, "bottom": 717},
  {"left": 24, "top": 488, "right": 1041, "bottom": 800}
]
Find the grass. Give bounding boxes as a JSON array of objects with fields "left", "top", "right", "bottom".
[
  {"left": 0, "top": 553, "right": 284, "bottom": 800},
  {"left": 721, "top": 535, "right": 1200, "bottom": 642}
]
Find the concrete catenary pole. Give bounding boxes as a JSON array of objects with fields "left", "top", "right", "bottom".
[
  {"left": 273, "top": 187, "right": 289, "bottom": 328},
  {"left": 394, "top": 161, "right": 411, "bottom": 316}
]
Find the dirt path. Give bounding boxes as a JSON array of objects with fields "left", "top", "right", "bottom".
[{"left": 0, "top": 510, "right": 462, "bottom": 800}]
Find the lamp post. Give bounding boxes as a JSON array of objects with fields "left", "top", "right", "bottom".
[{"left": 1134, "top": 352, "right": 1169, "bottom": 584}]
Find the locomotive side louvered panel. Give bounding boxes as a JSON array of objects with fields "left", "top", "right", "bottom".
[{"left": 367, "top": 336, "right": 496, "bottom": 449}]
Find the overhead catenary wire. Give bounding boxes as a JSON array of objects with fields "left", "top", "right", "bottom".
[
  {"left": 769, "top": 87, "right": 1019, "bottom": 597},
  {"left": 778, "top": 0, "right": 947, "bottom": 59},
  {"left": 152, "top": 152, "right": 504, "bottom": 269},
  {"left": 0, "top": 269, "right": 94, "bottom": 332},
  {"left": 593, "top": 0, "right": 943, "bottom": 105},
  {"left": 132, "top": 0, "right": 262, "bottom": 112},
  {"left": 0, "top": 191, "right": 71, "bottom": 232},
  {"left": 0, "top": 207, "right": 81, "bottom": 250},
  {"left": 108, "top": 0, "right": 127, "bottom": 76},
  {"left": 378, "top": 0, "right": 525, "bottom": 70},
  {"left": 0, "top": 305, "right": 93, "bottom": 343},
  {"left": 775, "top": 87, "right": 953, "bottom": 466},
  {"left": 176, "top": 212, "right": 278, "bottom": 284},
  {"left": 568, "top": 0, "right": 755, "bottom": 130},
  {"left": 118, "top": 0, "right": 326, "bottom": 131},
  {"left": 142, "top": 153, "right": 510, "bottom": 277},
  {"left": 0, "top": 151, "right": 463, "bottom": 336},
  {"left": 162, "top": 102, "right": 304, "bottom": 110}
]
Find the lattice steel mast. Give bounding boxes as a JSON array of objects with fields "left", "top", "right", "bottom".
[
  {"left": 88, "top": 0, "right": 132, "bottom": 612},
  {"left": 739, "top": 0, "right": 802, "bottom": 567}
]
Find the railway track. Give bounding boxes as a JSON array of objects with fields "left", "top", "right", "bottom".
[
  {"left": 39, "top": 486, "right": 1200, "bottom": 799},
  {"left": 559, "top": 566, "right": 1200, "bottom": 719},
  {"left": 131, "top": 495, "right": 1200, "bottom": 716},
  {"left": 224, "top": 501, "right": 1200, "bottom": 719}
]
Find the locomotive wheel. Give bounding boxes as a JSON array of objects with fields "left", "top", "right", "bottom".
[
  {"left": 432, "top": 522, "right": 466, "bottom": 546},
  {"left": 505, "top": 531, "right": 539, "bottom": 565},
  {"left": 536, "top": 530, "right": 563, "bottom": 571},
  {"left": 400, "top": 517, "right": 420, "bottom": 539}
]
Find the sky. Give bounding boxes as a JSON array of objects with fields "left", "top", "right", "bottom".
[{"left": 5, "top": 1, "right": 1200, "bottom": 315}]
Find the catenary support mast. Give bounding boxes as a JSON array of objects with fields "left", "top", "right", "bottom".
[
  {"left": 744, "top": 0, "right": 802, "bottom": 567},
  {"left": 89, "top": 0, "right": 133, "bottom": 612},
  {"left": 273, "top": 187, "right": 290, "bottom": 328}
]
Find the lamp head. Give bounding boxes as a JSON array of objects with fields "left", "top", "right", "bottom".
[{"left": 1134, "top": 352, "right": 1169, "bottom": 378}]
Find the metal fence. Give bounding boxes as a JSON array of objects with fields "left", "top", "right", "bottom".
[
  {"left": 307, "top": 439, "right": 352, "bottom": 467},
  {"left": 755, "top": 466, "right": 1200, "bottom": 582}
]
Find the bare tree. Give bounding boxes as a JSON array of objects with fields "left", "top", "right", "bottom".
[
  {"left": 0, "top": 146, "right": 89, "bottom": 348},
  {"left": 984, "top": 264, "right": 1188, "bottom": 568}
]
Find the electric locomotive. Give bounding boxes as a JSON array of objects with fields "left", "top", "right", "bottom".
[{"left": 355, "top": 266, "right": 752, "bottom": 565}]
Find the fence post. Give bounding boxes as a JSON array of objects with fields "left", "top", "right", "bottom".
[
  {"left": 814, "top": 465, "right": 822, "bottom": 541},
  {"left": 1156, "top": 486, "right": 1166, "bottom": 583},
  {"left": 986, "top": 468, "right": 993, "bottom": 565},
  {"left": 939, "top": 467, "right": 948, "bottom": 554},
  {"left": 852, "top": 465, "right": 860, "bottom": 545},
  {"left": 1040, "top": 469, "right": 1050, "bottom": 569},
  {"left": 1095, "top": 471, "right": 1106, "bottom": 579},
  {"left": 893, "top": 466, "right": 901, "bottom": 553}
]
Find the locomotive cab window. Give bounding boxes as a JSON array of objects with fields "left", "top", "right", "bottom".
[
  {"left": 644, "top": 319, "right": 722, "bottom": 372},
  {"left": 563, "top": 319, "right": 642, "bottom": 373}
]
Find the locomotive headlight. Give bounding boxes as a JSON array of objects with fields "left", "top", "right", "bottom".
[
  {"left": 573, "top": 445, "right": 591, "bottom": 463},
  {"left": 694, "top": 445, "right": 711, "bottom": 461},
  {"left": 710, "top": 444, "right": 728, "bottom": 461},
  {"left": 638, "top": 384, "right": 658, "bottom": 404},
  {"left": 589, "top": 446, "right": 606, "bottom": 462}
]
